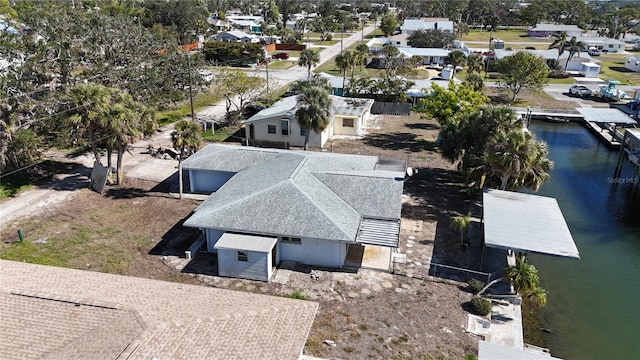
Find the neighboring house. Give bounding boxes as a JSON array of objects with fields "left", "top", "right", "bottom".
[
  {"left": 398, "top": 47, "right": 450, "bottom": 66},
  {"left": 226, "top": 15, "right": 264, "bottom": 33},
  {"left": 207, "top": 17, "right": 231, "bottom": 32},
  {"left": 209, "top": 30, "right": 259, "bottom": 43},
  {"left": 389, "top": 33, "right": 410, "bottom": 47},
  {"left": 625, "top": 55, "right": 640, "bottom": 72},
  {"left": 527, "top": 23, "right": 584, "bottom": 38},
  {"left": 492, "top": 48, "right": 599, "bottom": 73},
  {"left": 181, "top": 145, "right": 405, "bottom": 281},
  {"left": 576, "top": 36, "right": 626, "bottom": 53},
  {"left": 558, "top": 51, "right": 596, "bottom": 72},
  {"left": 0, "top": 260, "right": 318, "bottom": 360},
  {"left": 400, "top": 18, "right": 454, "bottom": 34},
  {"left": 243, "top": 95, "right": 374, "bottom": 148},
  {"left": 493, "top": 49, "right": 559, "bottom": 69}
]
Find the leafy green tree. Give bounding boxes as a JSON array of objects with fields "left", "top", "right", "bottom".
[
  {"left": 379, "top": 13, "right": 399, "bottom": 37},
  {"left": 496, "top": 51, "right": 549, "bottom": 102},
  {"left": 465, "top": 73, "right": 485, "bottom": 92},
  {"left": 298, "top": 49, "right": 320, "bottom": 79},
  {"left": 407, "top": 29, "right": 455, "bottom": 48},
  {"left": 172, "top": 120, "right": 202, "bottom": 199},
  {"left": 142, "top": 0, "right": 209, "bottom": 44},
  {"left": 277, "top": 0, "right": 299, "bottom": 29},
  {"left": 215, "top": 70, "right": 268, "bottom": 121},
  {"left": 295, "top": 84, "right": 332, "bottom": 150},
  {"left": 445, "top": 50, "right": 467, "bottom": 77},
  {"left": 548, "top": 31, "right": 568, "bottom": 71},
  {"left": 466, "top": 54, "right": 484, "bottom": 74},
  {"left": 3, "top": 128, "right": 41, "bottom": 174},
  {"left": 416, "top": 82, "right": 488, "bottom": 126},
  {"left": 263, "top": 0, "right": 280, "bottom": 25}
]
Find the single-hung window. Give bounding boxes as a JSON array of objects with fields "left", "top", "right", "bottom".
[
  {"left": 281, "top": 236, "right": 302, "bottom": 245},
  {"left": 343, "top": 118, "right": 354, "bottom": 128},
  {"left": 281, "top": 119, "right": 290, "bottom": 135},
  {"left": 237, "top": 251, "right": 248, "bottom": 262},
  {"left": 267, "top": 124, "right": 276, "bottom": 134},
  {"left": 300, "top": 127, "right": 308, "bottom": 136}
]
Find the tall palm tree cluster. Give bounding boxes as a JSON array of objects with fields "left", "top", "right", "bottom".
[
  {"left": 64, "top": 83, "right": 156, "bottom": 185},
  {"left": 549, "top": 31, "right": 587, "bottom": 72},
  {"left": 439, "top": 104, "right": 553, "bottom": 192}
]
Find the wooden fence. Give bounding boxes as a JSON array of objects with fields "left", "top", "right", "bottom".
[{"left": 371, "top": 101, "right": 411, "bottom": 116}]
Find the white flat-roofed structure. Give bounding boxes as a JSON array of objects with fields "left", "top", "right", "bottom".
[
  {"left": 214, "top": 233, "right": 279, "bottom": 281},
  {"left": 215, "top": 232, "right": 278, "bottom": 252},
  {"left": 576, "top": 108, "right": 637, "bottom": 125},
  {"left": 483, "top": 189, "right": 580, "bottom": 259},
  {"left": 478, "top": 341, "right": 563, "bottom": 360}
]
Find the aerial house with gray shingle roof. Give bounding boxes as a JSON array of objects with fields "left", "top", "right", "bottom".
[{"left": 182, "top": 144, "right": 406, "bottom": 281}]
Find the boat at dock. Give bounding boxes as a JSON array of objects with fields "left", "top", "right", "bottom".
[{"left": 543, "top": 116, "right": 570, "bottom": 123}]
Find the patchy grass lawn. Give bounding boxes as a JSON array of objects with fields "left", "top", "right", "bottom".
[
  {"left": 201, "top": 124, "right": 241, "bottom": 143},
  {"left": 156, "top": 91, "right": 221, "bottom": 126},
  {"left": 364, "top": 28, "right": 384, "bottom": 39},
  {"left": 596, "top": 53, "right": 640, "bottom": 85},
  {"left": 307, "top": 39, "right": 338, "bottom": 46},
  {"left": 268, "top": 60, "right": 296, "bottom": 70}
]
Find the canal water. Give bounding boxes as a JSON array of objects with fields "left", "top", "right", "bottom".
[{"left": 527, "top": 121, "right": 640, "bottom": 359}]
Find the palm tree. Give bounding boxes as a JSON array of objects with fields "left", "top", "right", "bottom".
[
  {"left": 548, "top": 31, "right": 568, "bottom": 71},
  {"left": 297, "top": 49, "right": 320, "bottom": 80},
  {"left": 563, "top": 36, "right": 587, "bottom": 72},
  {"left": 335, "top": 49, "right": 358, "bottom": 91},
  {"left": 445, "top": 50, "right": 467, "bottom": 77},
  {"left": 105, "top": 93, "right": 156, "bottom": 185},
  {"left": 355, "top": 43, "right": 369, "bottom": 71},
  {"left": 65, "top": 83, "right": 112, "bottom": 165},
  {"left": 466, "top": 55, "right": 484, "bottom": 74},
  {"left": 450, "top": 214, "right": 471, "bottom": 245},
  {"left": 295, "top": 84, "right": 332, "bottom": 150},
  {"left": 172, "top": 120, "right": 203, "bottom": 199},
  {"left": 504, "top": 254, "right": 540, "bottom": 294}
]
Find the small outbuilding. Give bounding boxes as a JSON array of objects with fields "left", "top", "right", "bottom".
[
  {"left": 214, "top": 233, "right": 278, "bottom": 281},
  {"left": 579, "top": 62, "right": 601, "bottom": 78},
  {"left": 625, "top": 55, "right": 640, "bottom": 72}
]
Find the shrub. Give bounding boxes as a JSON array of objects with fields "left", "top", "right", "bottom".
[
  {"left": 470, "top": 297, "right": 492, "bottom": 316},
  {"left": 283, "top": 288, "right": 309, "bottom": 300},
  {"left": 467, "top": 278, "right": 485, "bottom": 294}
]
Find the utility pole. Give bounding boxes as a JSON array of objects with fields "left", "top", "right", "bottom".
[
  {"left": 187, "top": 53, "right": 195, "bottom": 121},
  {"left": 264, "top": 47, "right": 269, "bottom": 94},
  {"left": 340, "top": 23, "right": 345, "bottom": 53}
]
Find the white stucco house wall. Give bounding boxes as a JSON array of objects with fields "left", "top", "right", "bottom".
[
  {"left": 209, "top": 30, "right": 259, "bottom": 43},
  {"left": 576, "top": 36, "right": 626, "bottom": 53},
  {"left": 625, "top": 55, "right": 640, "bottom": 72},
  {"left": 242, "top": 95, "right": 374, "bottom": 149},
  {"left": 398, "top": 47, "right": 450, "bottom": 66},
  {"left": 400, "top": 18, "right": 454, "bottom": 34},
  {"left": 181, "top": 145, "right": 405, "bottom": 281}
]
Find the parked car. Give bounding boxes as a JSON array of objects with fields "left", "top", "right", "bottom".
[
  {"left": 569, "top": 84, "right": 592, "bottom": 97},
  {"left": 272, "top": 52, "right": 290, "bottom": 60},
  {"left": 588, "top": 47, "right": 601, "bottom": 56}
]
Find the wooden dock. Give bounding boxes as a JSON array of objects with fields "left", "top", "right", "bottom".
[{"left": 583, "top": 121, "right": 622, "bottom": 148}]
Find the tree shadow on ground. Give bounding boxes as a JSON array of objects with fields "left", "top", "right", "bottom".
[
  {"left": 405, "top": 123, "right": 440, "bottom": 130},
  {"left": 149, "top": 213, "right": 201, "bottom": 256},
  {"left": 403, "top": 167, "right": 469, "bottom": 220},
  {"left": 487, "top": 93, "right": 512, "bottom": 105},
  {"left": 609, "top": 66, "right": 633, "bottom": 73},
  {"left": 363, "top": 132, "right": 438, "bottom": 152}
]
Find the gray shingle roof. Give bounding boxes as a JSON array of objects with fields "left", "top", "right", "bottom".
[
  {"left": 244, "top": 95, "right": 298, "bottom": 123},
  {"left": 182, "top": 145, "right": 281, "bottom": 172},
  {"left": 183, "top": 145, "right": 405, "bottom": 242},
  {"left": 0, "top": 260, "right": 318, "bottom": 360}
]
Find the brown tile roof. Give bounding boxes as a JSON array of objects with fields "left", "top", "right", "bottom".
[{"left": 0, "top": 260, "right": 318, "bottom": 360}]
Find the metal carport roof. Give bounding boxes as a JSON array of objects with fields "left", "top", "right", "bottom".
[
  {"left": 214, "top": 233, "right": 278, "bottom": 253},
  {"left": 356, "top": 217, "right": 400, "bottom": 248},
  {"left": 478, "top": 341, "right": 563, "bottom": 360},
  {"left": 483, "top": 189, "right": 580, "bottom": 259},
  {"left": 576, "top": 108, "right": 637, "bottom": 124}
]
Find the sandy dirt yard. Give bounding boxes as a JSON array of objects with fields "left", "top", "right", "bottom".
[{"left": 1, "top": 112, "right": 484, "bottom": 359}]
